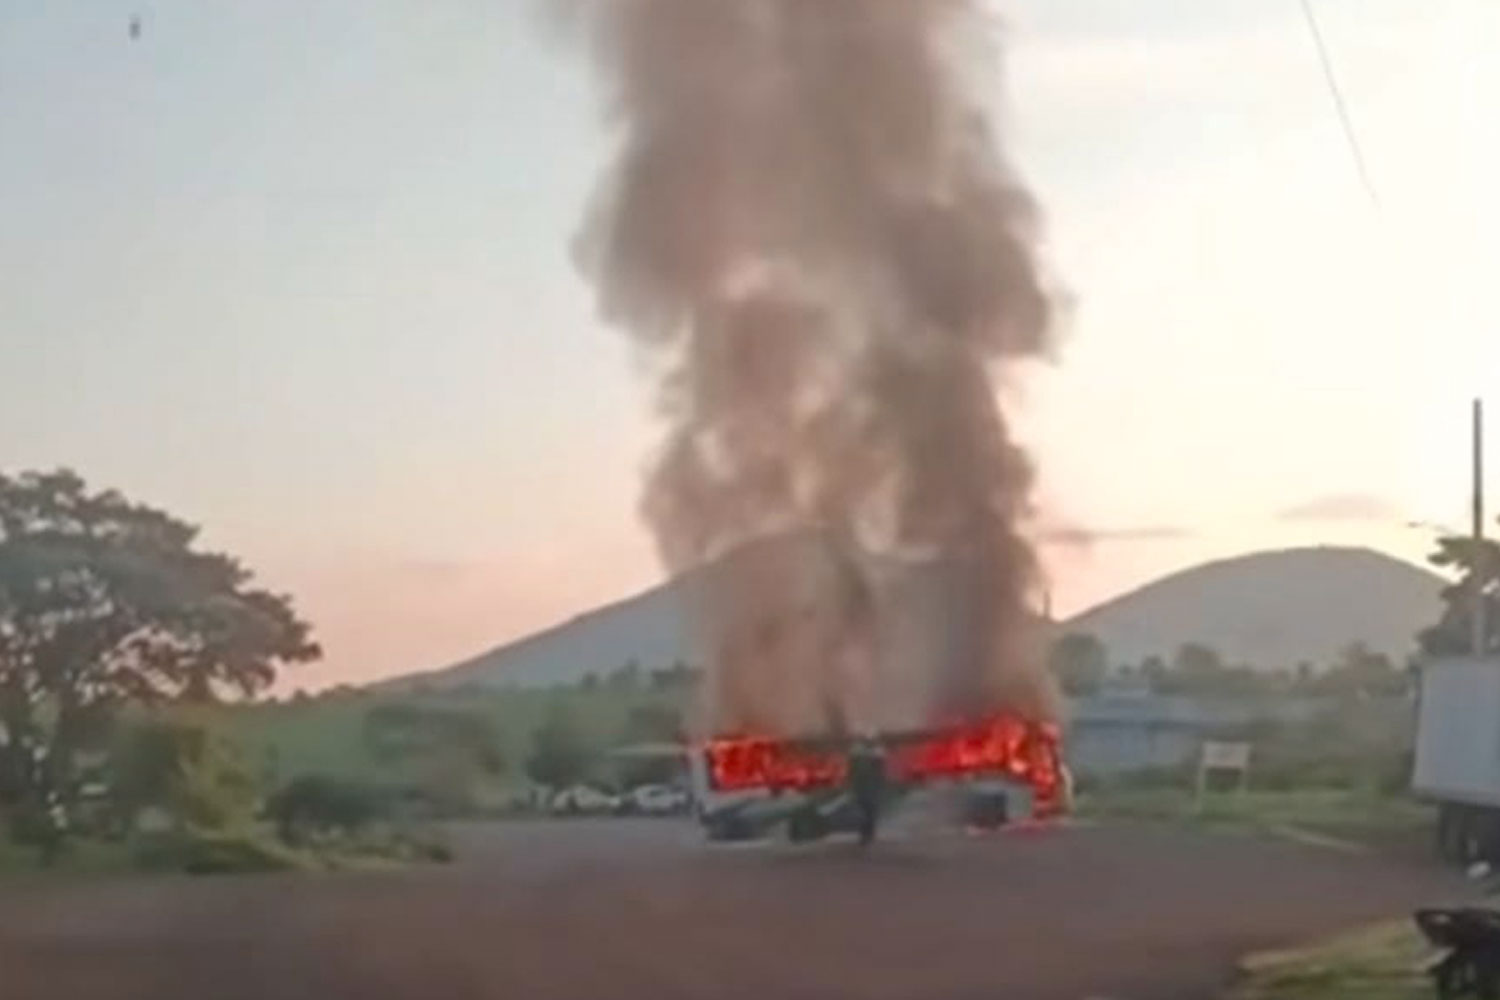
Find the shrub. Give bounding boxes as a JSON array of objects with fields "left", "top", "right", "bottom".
[
  {"left": 108, "top": 716, "right": 261, "bottom": 834},
  {"left": 264, "top": 775, "right": 387, "bottom": 844}
]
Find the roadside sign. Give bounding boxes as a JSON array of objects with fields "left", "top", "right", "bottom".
[
  {"left": 1200, "top": 741, "right": 1251, "bottom": 771},
  {"left": 1196, "top": 741, "right": 1251, "bottom": 804}
]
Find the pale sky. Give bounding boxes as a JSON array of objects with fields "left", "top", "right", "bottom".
[{"left": 2, "top": 1, "right": 1497, "bottom": 689}]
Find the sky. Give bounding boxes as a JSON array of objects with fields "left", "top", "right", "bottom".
[{"left": 2, "top": 0, "right": 1497, "bottom": 690}]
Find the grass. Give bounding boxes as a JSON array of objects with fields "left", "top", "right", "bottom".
[
  {"left": 1, "top": 820, "right": 453, "bottom": 881},
  {"left": 1230, "top": 920, "right": 1434, "bottom": 1000},
  {"left": 0, "top": 836, "right": 136, "bottom": 880},
  {"left": 1076, "top": 787, "right": 1432, "bottom": 852}
]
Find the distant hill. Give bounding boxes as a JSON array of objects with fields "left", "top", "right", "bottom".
[
  {"left": 1066, "top": 547, "right": 1444, "bottom": 669},
  {"left": 385, "top": 579, "right": 692, "bottom": 693},
  {"left": 385, "top": 545, "right": 1446, "bottom": 693}
]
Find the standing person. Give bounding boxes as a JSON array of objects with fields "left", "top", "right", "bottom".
[{"left": 847, "top": 737, "right": 888, "bottom": 847}]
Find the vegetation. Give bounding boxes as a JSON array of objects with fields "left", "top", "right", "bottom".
[
  {"left": 0, "top": 470, "right": 452, "bottom": 876},
  {"left": 1418, "top": 532, "right": 1500, "bottom": 655},
  {"left": 1049, "top": 632, "right": 1107, "bottom": 695},
  {"left": 1229, "top": 920, "right": 1432, "bottom": 1000},
  {"left": 133, "top": 826, "right": 313, "bottom": 875},
  {"left": 222, "top": 659, "right": 689, "bottom": 806},
  {"left": 264, "top": 775, "right": 386, "bottom": 843},
  {"left": 524, "top": 703, "right": 598, "bottom": 791},
  {"left": 362, "top": 702, "right": 506, "bottom": 812},
  {"left": 1077, "top": 787, "right": 1429, "bottom": 848},
  {"left": 1050, "top": 630, "right": 1414, "bottom": 700},
  {"left": 0, "top": 469, "right": 318, "bottom": 862}
]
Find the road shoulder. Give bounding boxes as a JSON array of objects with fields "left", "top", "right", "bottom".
[{"left": 1228, "top": 919, "right": 1433, "bottom": 1000}]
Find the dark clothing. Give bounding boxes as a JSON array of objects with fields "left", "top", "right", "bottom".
[{"left": 847, "top": 746, "right": 887, "bottom": 846}]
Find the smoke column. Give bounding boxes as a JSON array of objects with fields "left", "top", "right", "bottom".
[{"left": 566, "top": 0, "right": 1058, "bottom": 736}]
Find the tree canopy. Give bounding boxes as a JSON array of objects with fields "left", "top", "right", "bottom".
[
  {"left": 524, "top": 704, "right": 594, "bottom": 790},
  {"left": 362, "top": 701, "right": 505, "bottom": 809},
  {"left": 0, "top": 469, "right": 319, "bottom": 837},
  {"left": 1048, "top": 631, "right": 1108, "bottom": 695},
  {"left": 1418, "top": 534, "right": 1500, "bottom": 656}
]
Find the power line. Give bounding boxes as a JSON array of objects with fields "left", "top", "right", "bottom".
[{"left": 1298, "top": 0, "right": 1380, "bottom": 209}]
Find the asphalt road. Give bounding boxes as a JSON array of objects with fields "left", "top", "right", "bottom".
[{"left": 0, "top": 819, "right": 1465, "bottom": 1000}]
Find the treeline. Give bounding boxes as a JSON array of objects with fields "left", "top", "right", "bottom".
[
  {"left": 1049, "top": 633, "right": 1413, "bottom": 699},
  {"left": 266, "top": 674, "right": 691, "bottom": 813}
]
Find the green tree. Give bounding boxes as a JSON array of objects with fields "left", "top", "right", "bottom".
[
  {"left": 167, "top": 723, "right": 260, "bottom": 831},
  {"left": 619, "top": 703, "right": 684, "bottom": 744},
  {"left": 265, "top": 775, "right": 384, "bottom": 844},
  {"left": 361, "top": 702, "right": 504, "bottom": 810},
  {"left": 0, "top": 470, "right": 319, "bottom": 844},
  {"left": 647, "top": 661, "right": 700, "bottom": 692},
  {"left": 1294, "top": 661, "right": 1314, "bottom": 688},
  {"left": 607, "top": 660, "right": 642, "bottom": 692},
  {"left": 1418, "top": 534, "right": 1500, "bottom": 655},
  {"left": 1048, "top": 632, "right": 1108, "bottom": 695},
  {"left": 524, "top": 705, "right": 593, "bottom": 790},
  {"left": 109, "top": 714, "right": 259, "bottom": 833},
  {"left": 1310, "top": 642, "right": 1409, "bottom": 698},
  {"left": 1156, "top": 644, "right": 1277, "bottom": 696},
  {"left": 1139, "top": 655, "right": 1168, "bottom": 690},
  {"left": 1173, "top": 642, "right": 1223, "bottom": 677}
]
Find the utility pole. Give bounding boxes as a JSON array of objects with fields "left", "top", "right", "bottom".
[{"left": 1474, "top": 398, "right": 1487, "bottom": 656}]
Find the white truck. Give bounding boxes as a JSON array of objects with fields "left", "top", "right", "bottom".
[{"left": 1413, "top": 655, "right": 1500, "bottom": 863}]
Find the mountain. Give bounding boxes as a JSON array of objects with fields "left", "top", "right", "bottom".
[
  {"left": 1065, "top": 547, "right": 1444, "bottom": 669},
  {"left": 387, "top": 545, "right": 1445, "bottom": 692},
  {"left": 386, "top": 579, "right": 692, "bottom": 693}
]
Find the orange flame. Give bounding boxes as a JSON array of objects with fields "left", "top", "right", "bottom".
[{"left": 705, "top": 713, "right": 1063, "bottom": 816}]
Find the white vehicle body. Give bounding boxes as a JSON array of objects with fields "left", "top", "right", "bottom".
[
  {"left": 1414, "top": 656, "right": 1500, "bottom": 808},
  {"left": 1413, "top": 655, "right": 1500, "bottom": 863},
  {"left": 551, "top": 785, "right": 619, "bottom": 815},
  {"left": 630, "top": 784, "right": 688, "bottom": 815}
]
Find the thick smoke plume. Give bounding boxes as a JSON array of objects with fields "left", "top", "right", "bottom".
[{"left": 567, "top": 0, "right": 1058, "bottom": 737}]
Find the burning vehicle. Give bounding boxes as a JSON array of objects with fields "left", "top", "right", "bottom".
[
  {"left": 674, "top": 535, "right": 1067, "bottom": 844},
  {"left": 689, "top": 713, "right": 1065, "bottom": 843},
  {"left": 566, "top": 0, "right": 1066, "bottom": 849}
]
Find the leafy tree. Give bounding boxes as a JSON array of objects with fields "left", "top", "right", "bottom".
[
  {"left": 524, "top": 705, "right": 593, "bottom": 790},
  {"left": 0, "top": 470, "right": 318, "bottom": 843},
  {"left": 1173, "top": 642, "right": 1224, "bottom": 677},
  {"left": 167, "top": 724, "right": 260, "bottom": 831},
  {"left": 607, "top": 660, "right": 642, "bottom": 692},
  {"left": 648, "top": 662, "right": 700, "bottom": 692},
  {"left": 1418, "top": 534, "right": 1500, "bottom": 656},
  {"left": 361, "top": 702, "right": 504, "bottom": 810},
  {"left": 265, "top": 775, "right": 384, "bottom": 844},
  {"left": 1307, "top": 642, "right": 1410, "bottom": 698},
  {"left": 1139, "top": 655, "right": 1168, "bottom": 689},
  {"left": 1048, "top": 632, "right": 1108, "bottom": 695},
  {"left": 1148, "top": 644, "right": 1274, "bottom": 697},
  {"left": 619, "top": 703, "right": 684, "bottom": 745},
  {"left": 109, "top": 715, "right": 259, "bottom": 833}
]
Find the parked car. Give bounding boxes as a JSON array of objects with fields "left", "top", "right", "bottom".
[
  {"left": 629, "top": 784, "right": 689, "bottom": 816},
  {"left": 551, "top": 784, "right": 620, "bottom": 815}
]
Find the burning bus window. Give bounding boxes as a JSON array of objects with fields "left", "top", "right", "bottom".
[{"left": 704, "top": 714, "right": 1064, "bottom": 819}]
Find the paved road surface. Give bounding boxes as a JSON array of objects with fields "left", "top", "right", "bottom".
[{"left": 0, "top": 820, "right": 1465, "bottom": 1000}]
